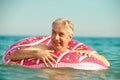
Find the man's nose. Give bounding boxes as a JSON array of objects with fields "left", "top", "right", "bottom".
[{"left": 55, "top": 34, "right": 59, "bottom": 40}]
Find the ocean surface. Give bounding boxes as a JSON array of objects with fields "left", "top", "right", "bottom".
[{"left": 0, "top": 35, "right": 120, "bottom": 80}]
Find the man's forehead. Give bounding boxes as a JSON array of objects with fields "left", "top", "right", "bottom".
[
  {"left": 52, "top": 28, "right": 66, "bottom": 32},
  {"left": 52, "top": 27, "right": 68, "bottom": 33},
  {"left": 52, "top": 24, "right": 66, "bottom": 29},
  {"left": 52, "top": 26, "right": 67, "bottom": 31}
]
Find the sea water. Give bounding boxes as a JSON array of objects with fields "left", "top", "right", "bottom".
[{"left": 0, "top": 36, "right": 120, "bottom": 80}]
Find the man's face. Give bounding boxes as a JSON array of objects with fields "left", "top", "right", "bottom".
[{"left": 51, "top": 24, "right": 72, "bottom": 52}]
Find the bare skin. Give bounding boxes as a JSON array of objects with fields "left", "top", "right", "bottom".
[{"left": 10, "top": 44, "right": 58, "bottom": 67}]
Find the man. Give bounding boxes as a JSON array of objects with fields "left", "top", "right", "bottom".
[{"left": 10, "top": 18, "right": 110, "bottom": 67}]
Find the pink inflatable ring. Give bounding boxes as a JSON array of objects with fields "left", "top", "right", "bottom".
[{"left": 2, "top": 36, "right": 108, "bottom": 70}]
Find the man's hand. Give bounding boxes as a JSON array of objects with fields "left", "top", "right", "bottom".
[
  {"left": 74, "top": 50, "right": 110, "bottom": 67},
  {"left": 72, "top": 50, "right": 96, "bottom": 57},
  {"left": 77, "top": 50, "right": 96, "bottom": 57},
  {"left": 35, "top": 50, "right": 58, "bottom": 67},
  {"left": 9, "top": 47, "right": 58, "bottom": 67}
]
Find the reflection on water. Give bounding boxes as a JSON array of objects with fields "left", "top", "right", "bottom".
[
  {"left": 41, "top": 68, "right": 106, "bottom": 80},
  {"left": 0, "top": 64, "right": 108, "bottom": 80}
]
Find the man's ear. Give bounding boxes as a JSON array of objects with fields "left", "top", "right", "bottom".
[{"left": 69, "top": 34, "right": 73, "bottom": 40}]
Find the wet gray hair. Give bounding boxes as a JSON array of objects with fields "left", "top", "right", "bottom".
[{"left": 52, "top": 18, "right": 74, "bottom": 34}]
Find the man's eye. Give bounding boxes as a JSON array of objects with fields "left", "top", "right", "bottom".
[{"left": 59, "top": 33, "right": 64, "bottom": 36}]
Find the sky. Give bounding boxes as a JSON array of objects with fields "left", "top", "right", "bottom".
[{"left": 0, "top": 0, "right": 120, "bottom": 37}]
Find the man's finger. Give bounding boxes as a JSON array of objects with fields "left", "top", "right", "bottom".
[
  {"left": 51, "top": 54, "right": 58, "bottom": 59},
  {"left": 48, "top": 55, "right": 57, "bottom": 64},
  {"left": 45, "top": 56, "right": 54, "bottom": 67},
  {"left": 42, "top": 56, "right": 49, "bottom": 67}
]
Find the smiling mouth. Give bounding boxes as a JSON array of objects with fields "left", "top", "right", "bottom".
[
  {"left": 54, "top": 43, "right": 60, "bottom": 46},
  {"left": 55, "top": 41, "right": 62, "bottom": 46}
]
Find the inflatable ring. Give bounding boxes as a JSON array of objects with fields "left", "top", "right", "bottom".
[{"left": 2, "top": 36, "right": 108, "bottom": 70}]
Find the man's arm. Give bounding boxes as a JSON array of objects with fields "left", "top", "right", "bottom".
[
  {"left": 9, "top": 45, "right": 58, "bottom": 67},
  {"left": 91, "top": 52, "right": 110, "bottom": 67},
  {"left": 9, "top": 44, "right": 48, "bottom": 60},
  {"left": 9, "top": 47, "right": 40, "bottom": 60},
  {"left": 75, "top": 50, "right": 110, "bottom": 67}
]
